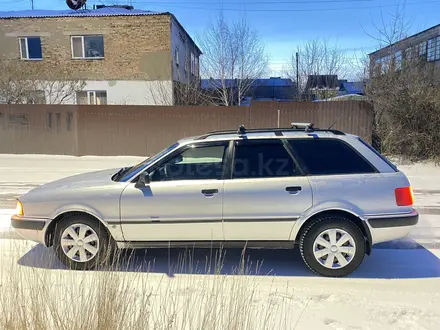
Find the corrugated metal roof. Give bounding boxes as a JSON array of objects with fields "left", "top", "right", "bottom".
[{"left": 0, "top": 8, "right": 167, "bottom": 19}]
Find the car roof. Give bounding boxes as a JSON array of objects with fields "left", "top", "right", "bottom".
[{"left": 178, "top": 130, "right": 355, "bottom": 145}]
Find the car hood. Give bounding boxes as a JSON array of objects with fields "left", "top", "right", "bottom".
[{"left": 25, "top": 168, "right": 120, "bottom": 196}]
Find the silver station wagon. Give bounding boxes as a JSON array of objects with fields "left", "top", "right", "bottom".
[{"left": 12, "top": 123, "right": 418, "bottom": 277}]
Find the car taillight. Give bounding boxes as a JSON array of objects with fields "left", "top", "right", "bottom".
[
  {"left": 395, "top": 187, "right": 414, "bottom": 206},
  {"left": 15, "top": 200, "right": 24, "bottom": 216}
]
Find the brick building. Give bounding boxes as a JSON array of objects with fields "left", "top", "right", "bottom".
[{"left": 0, "top": 7, "right": 202, "bottom": 105}]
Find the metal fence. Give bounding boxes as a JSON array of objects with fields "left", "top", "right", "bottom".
[{"left": 0, "top": 101, "right": 373, "bottom": 156}]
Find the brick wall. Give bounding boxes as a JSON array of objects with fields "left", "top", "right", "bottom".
[{"left": 0, "top": 14, "right": 173, "bottom": 81}]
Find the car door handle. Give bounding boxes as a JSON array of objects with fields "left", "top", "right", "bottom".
[
  {"left": 286, "top": 186, "right": 302, "bottom": 194},
  {"left": 202, "top": 189, "right": 219, "bottom": 196}
]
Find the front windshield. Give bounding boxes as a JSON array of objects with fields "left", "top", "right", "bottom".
[{"left": 119, "top": 142, "right": 179, "bottom": 182}]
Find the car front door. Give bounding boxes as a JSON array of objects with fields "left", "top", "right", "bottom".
[
  {"left": 120, "top": 141, "right": 229, "bottom": 242},
  {"left": 222, "top": 139, "right": 313, "bottom": 241}
]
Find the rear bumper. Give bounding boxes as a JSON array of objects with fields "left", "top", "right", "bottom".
[
  {"left": 367, "top": 210, "right": 419, "bottom": 245},
  {"left": 368, "top": 213, "right": 418, "bottom": 228},
  {"left": 10, "top": 215, "right": 49, "bottom": 244}
]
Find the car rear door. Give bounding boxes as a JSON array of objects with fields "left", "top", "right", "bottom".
[
  {"left": 222, "top": 139, "right": 313, "bottom": 241},
  {"left": 120, "top": 141, "right": 229, "bottom": 242}
]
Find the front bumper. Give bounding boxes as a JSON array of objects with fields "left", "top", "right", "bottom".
[
  {"left": 367, "top": 210, "right": 419, "bottom": 245},
  {"left": 11, "top": 214, "right": 49, "bottom": 244}
]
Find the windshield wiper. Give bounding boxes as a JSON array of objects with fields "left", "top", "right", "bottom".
[{"left": 113, "top": 167, "right": 131, "bottom": 181}]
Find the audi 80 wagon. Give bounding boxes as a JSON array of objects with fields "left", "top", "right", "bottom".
[{"left": 11, "top": 123, "right": 418, "bottom": 277}]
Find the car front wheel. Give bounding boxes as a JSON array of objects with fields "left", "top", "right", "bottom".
[
  {"left": 53, "top": 214, "right": 113, "bottom": 270},
  {"left": 299, "top": 215, "right": 366, "bottom": 277}
]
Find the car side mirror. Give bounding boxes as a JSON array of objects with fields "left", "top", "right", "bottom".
[{"left": 135, "top": 172, "right": 150, "bottom": 188}]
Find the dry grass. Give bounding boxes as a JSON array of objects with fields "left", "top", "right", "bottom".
[{"left": 0, "top": 240, "right": 297, "bottom": 330}]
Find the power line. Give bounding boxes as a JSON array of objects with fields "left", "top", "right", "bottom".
[
  {"left": 132, "top": 0, "right": 374, "bottom": 4},
  {"left": 131, "top": 0, "right": 440, "bottom": 12}
]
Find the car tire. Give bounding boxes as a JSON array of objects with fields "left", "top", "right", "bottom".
[
  {"left": 299, "top": 215, "right": 366, "bottom": 277},
  {"left": 53, "top": 214, "right": 114, "bottom": 270}
]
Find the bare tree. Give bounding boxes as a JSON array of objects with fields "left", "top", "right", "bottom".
[
  {"left": 147, "top": 78, "right": 215, "bottom": 106},
  {"left": 366, "top": 1, "right": 440, "bottom": 161},
  {"left": 286, "top": 38, "right": 351, "bottom": 100},
  {"left": 0, "top": 61, "right": 84, "bottom": 104},
  {"left": 365, "top": 1, "right": 411, "bottom": 49},
  {"left": 198, "top": 14, "right": 269, "bottom": 106}
]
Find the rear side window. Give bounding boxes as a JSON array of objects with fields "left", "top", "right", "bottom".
[
  {"left": 357, "top": 137, "right": 398, "bottom": 172},
  {"left": 233, "top": 140, "right": 298, "bottom": 179},
  {"left": 289, "top": 139, "right": 376, "bottom": 175}
]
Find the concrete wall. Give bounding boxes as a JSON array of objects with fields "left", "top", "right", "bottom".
[{"left": 0, "top": 101, "right": 373, "bottom": 156}]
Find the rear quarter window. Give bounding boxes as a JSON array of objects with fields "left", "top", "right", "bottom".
[
  {"left": 289, "top": 139, "right": 377, "bottom": 175},
  {"left": 357, "top": 137, "right": 398, "bottom": 172}
]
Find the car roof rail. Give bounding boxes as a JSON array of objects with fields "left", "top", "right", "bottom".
[{"left": 196, "top": 124, "right": 345, "bottom": 140}]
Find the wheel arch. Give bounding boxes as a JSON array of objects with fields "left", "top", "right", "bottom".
[
  {"left": 45, "top": 210, "right": 112, "bottom": 247},
  {"left": 291, "top": 209, "right": 372, "bottom": 255}
]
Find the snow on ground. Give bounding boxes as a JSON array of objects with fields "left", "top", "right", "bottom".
[
  {"left": 1, "top": 239, "right": 440, "bottom": 329},
  {"left": 0, "top": 209, "right": 14, "bottom": 229}
]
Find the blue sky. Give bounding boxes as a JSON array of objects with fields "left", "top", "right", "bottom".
[{"left": 1, "top": 0, "right": 440, "bottom": 77}]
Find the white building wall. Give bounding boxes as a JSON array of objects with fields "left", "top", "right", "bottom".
[
  {"left": 170, "top": 18, "right": 201, "bottom": 83},
  {"left": 50, "top": 80, "right": 173, "bottom": 105}
]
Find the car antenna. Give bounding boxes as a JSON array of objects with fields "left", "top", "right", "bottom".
[{"left": 328, "top": 121, "right": 337, "bottom": 129}]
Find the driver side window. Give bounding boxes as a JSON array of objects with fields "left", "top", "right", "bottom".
[{"left": 150, "top": 144, "right": 227, "bottom": 182}]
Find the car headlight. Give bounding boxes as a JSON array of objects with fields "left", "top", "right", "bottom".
[{"left": 15, "top": 200, "right": 24, "bottom": 216}]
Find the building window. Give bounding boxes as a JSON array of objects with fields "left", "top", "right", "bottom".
[
  {"left": 428, "top": 38, "right": 436, "bottom": 61},
  {"left": 184, "top": 54, "right": 189, "bottom": 72},
  {"left": 174, "top": 46, "right": 179, "bottom": 66},
  {"left": 427, "top": 36, "right": 440, "bottom": 62},
  {"left": 76, "top": 91, "right": 107, "bottom": 105},
  {"left": 71, "top": 35, "right": 104, "bottom": 59},
  {"left": 190, "top": 53, "right": 195, "bottom": 74},
  {"left": 377, "top": 55, "right": 391, "bottom": 73},
  {"left": 436, "top": 36, "right": 440, "bottom": 61},
  {"left": 19, "top": 37, "right": 42, "bottom": 60},
  {"left": 395, "top": 50, "right": 402, "bottom": 70},
  {"left": 195, "top": 56, "right": 199, "bottom": 77},
  {"left": 417, "top": 41, "right": 427, "bottom": 58},
  {"left": 402, "top": 47, "right": 411, "bottom": 66}
]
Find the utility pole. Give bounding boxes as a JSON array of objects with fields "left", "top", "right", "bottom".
[
  {"left": 31, "top": 0, "right": 34, "bottom": 10},
  {"left": 295, "top": 52, "right": 299, "bottom": 100}
]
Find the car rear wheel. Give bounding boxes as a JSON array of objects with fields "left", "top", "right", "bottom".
[
  {"left": 299, "top": 215, "right": 366, "bottom": 277},
  {"left": 54, "top": 214, "right": 114, "bottom": 270}
]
